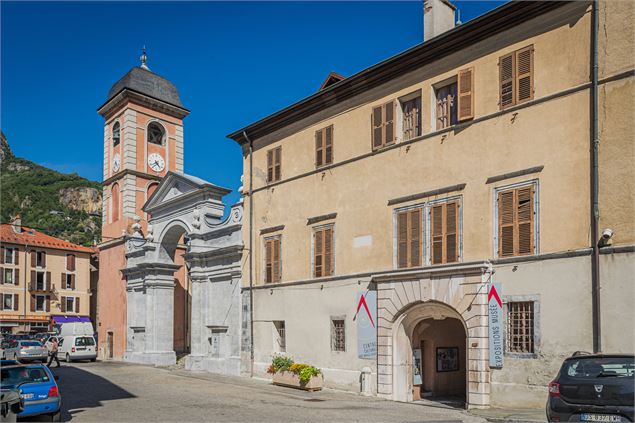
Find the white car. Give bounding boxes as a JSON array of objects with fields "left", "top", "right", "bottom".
[{"left": 58, "top": 335, "right": 97, "bottom": 362}]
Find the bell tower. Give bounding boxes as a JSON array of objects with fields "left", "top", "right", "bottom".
[
  {"left": 98, "top": 49, "right": 189, "bottom": 240},
  {"left": 96, "top": 50, "right": 189, "bottom": 360}
]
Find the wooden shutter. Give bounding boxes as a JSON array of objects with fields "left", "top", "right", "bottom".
[
  {"left": 397, "top": 212, "right": 409, "bottom": 268},
  {"left": 67, "top": 254, "right": 76, "bottom": 272},
  {"left": 517, "top": 186, "right": 534, "bottom": 255},
  {"left": 61, "top": 296, "right": 66, "bottom": 312},
  {"left": 31, "top": 251, "right": 36, "bottom": 268},
  {"left": 314, "top": 230, "right": 323, "bottom": 277},
  {"left": 267, "top": 150, "right": 274, "bottom": 183},
  {"left": 265, "top": 240, "right": 272, "bottom": 283},
  {"left": 372, "top": 106, "right": 383, "bottom": 149},
  {"left": 30, "top": 295, "right": 35, "bottom": 312},
  {"left": 45, "top": 295, "right": 50, "bottom": 312},
  {"left": 71, "top": 274, "right": 76, "bottom": 290},
  {"left": 76, "top": 297, "right": 80, "bottom": 313},
  {"left": 0, "top": 246, "right": 4, "bottom": 264},
  {"left": 315, "top": 129, "right": 324, "bottom": 167},
  {"left": 274, "top": 147, "right": 281, "bottom": 181},
  {"left": 499, "top": 190, "right": 515, "bottom": 257},
  {"left": 42, "top": 252, "right": 47, "bottom": 268},
  {"left": 0, "top": 270, "right": 3, "bottom": 284},
  {"left": 324, "top": 227, "right": 333, "bottom": 277},
  {"left": 431, "top": 205, "right": 444, "bottom": 264},
  {"left": 409, "top": 209, "right": 422, "bottom": 267},
  {"left": 30, "top": 271, "right": 36, "bottom": 291},
  {"left": 0, "top": 293, "right": 3, "bottom": 309},
  {"left": 516, "top": 46, "right": 534, "bottom": 103},
  {"left": 14, "top": 249, "right": 18, "bottom": 265},
  {"left": 499, "top": 52, "right": 515, "bottom": 109},
  {"left": 61, "top": 273, "right": 65, "bottom": 288},
  {"left": 13, "top": 294, "right": 18, "bottom": 311},
  {"left": 46, "top": 272, "right": 51, "bottom": 290},
  {"left": 273, "top": 238, "right": 281, "bottom": 282},
  {"left": 14, "top": 269, "right": 19, "bottom": 285},
  {"left": 384, "top": 101, "right": 395, "bottom": 145},
  {"left": 457, "top": 67, "right": 474, "bottom": 121},
  {"left": 325, "top": 126, "right": 333, "bottom": 165},
  {"left": 446, "top": 202, "right": 458, "bottom": 263}
]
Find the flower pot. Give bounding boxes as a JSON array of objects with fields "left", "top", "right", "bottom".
[{"left": 272, "top": 371, "right": 323, "bottom": 391}]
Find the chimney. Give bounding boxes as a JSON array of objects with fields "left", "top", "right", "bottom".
[
  {"left": 10, "top": 214, "right": 22, "bottom": 234},
  {"left": 424, "top": 0, "right": 456, "bottom": 42}
]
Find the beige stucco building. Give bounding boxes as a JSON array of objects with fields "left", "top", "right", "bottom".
[
  {"left": 228, "top": 0, "right": 634, "bottom": 409},
  {"left": 0, "top": 219, "right": 94, "bottom": 334}
]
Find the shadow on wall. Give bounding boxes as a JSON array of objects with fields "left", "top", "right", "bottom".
[{"left": 48, "top": 364, "right": 135, "bottom": 422}]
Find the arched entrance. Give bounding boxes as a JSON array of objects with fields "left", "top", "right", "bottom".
[{"left": 392, "top": 301, "right": 467, "bottom": 407}]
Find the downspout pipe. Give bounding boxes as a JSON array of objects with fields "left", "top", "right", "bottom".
[
  {"left": 590, "top": 0, "right": 601, "bottom": 353},
  {"left": 243, "top": 130, "right": 255, "bottom": 377}
]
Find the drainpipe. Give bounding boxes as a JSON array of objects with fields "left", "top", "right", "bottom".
[
  {"left": 590, "top": 0, "right": 601, "bottom": 353},
  {"left": 243, "top": 130, "right": 255, "bottom": 377}
]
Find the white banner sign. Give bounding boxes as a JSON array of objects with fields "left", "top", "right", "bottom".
[{"left": 488, "top": 283, "right": 504, "bottom": 369}]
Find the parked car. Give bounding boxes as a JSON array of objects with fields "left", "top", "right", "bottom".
[
  {"left": 58, "top": 335, "right": 97, "bottom": 362},
  {"left": 0, "top": 363, "right": 61, "bottom": 422},
  {"left": 0, "top": 339, "right": 11, "bottom": 359},
  {"left": 3, "top": 340, "right": 49, "bottom": 363},
  {"left": 547, "top": 353, "right": 634, "bottom": 422},
  {"left": 0, "top": 359, "right": 19, "bottom": 366}
]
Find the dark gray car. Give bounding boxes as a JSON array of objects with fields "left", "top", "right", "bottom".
[{"left": 3, "top": 340, "right": 48, "bottom": 363}]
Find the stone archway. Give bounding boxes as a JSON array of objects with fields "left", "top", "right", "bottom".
[{"left": 374, "top": 263, "right": 492, "bottom": 409}]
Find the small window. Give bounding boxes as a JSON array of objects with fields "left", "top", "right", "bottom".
[
  {"left": 497, "top": 183, "right": 536, "bottom": 257},
  {"left": 147, "top": 122, "right": 165, "bottom": 145},
  {"left": 4, "top": 248, "right": 15, "bottom": 264},
  {"left": 315, "top": 126, "right": 333, "bottom": 168},
  {"left": 3, "top": 294, "right": 13, "bottom": 310},
  {"left": 112, "top": 122, "right": 121, "bottom": 147},
  {"left": 66, "top": 254, "right": 75, "bottom": 272},
  {"left": 401, "top": 96, "right": 421, "bottom": 141},
  {"left": 313, "top": 226, "right": 334, "bottom": 278},
  {"left": 435, "top": 81, "right": 458, "bottom": 130},
  {"left": 372, "top": 101, "right": 395, "bottom": 150},
  {"left": 396, "top": 208, "right": 422, "bottom": 269},
  {"left": 35, "top": 271, "right": 46, "bottom": 291},
  {"left": 264, "top": 237, "right": 281, "bottom": 283},
  {"left": 266, "top": 147, "right": 282, "bottom": 183},
  {"left": 274, "top": 321, "right": 286, "bottom": 352},
  {"left": 331, "top": 319, "right": 346, "bottom": 352},
  {"left": 506, "top": 301, "right": 535, "bottom": 353},
  {"left": 3, "top": 268, "right": 14, "bottom": 285},
  {"left": 66, "top": 297, "right": 75, "bottom": 313},
  {"left": 35, "top": 295, "right": 45, "bottom": 312},
  {"left": 35, "top": 251, "right": 46, "bottom": 268},
  {"left": 430, "top": 201, "right": 459, "bottom": 265},
  {"left": 65, "top": 274, "right": 73, "bottom": 290}
]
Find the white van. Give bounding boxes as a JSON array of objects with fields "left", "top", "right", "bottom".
[{"left": 58, "top": 335, "right": 97, "bottom": 362}]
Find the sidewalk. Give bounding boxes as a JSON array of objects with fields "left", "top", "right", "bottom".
[{"left": 469, "top": 407, "right": 546, "bottom": 422}]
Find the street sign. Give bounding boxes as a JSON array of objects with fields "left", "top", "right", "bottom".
[
  {"left": 355, "top": 291, "right": 377, "bottom": 359},
  {"left": 488, "top": 283, "right": 504, "bottom": 369}
]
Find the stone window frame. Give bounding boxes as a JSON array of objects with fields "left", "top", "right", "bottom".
[
  {"left": 2, "top": 293, "right": 14, "bottom": 311},
  {"left": 35, "top": 295, "right": 46, "bottom": 312},
  {"left": 3, "top": 267, "right": 16, "bottom": 285},
  {"left": 4, "top": 247, "right": 16, "bottom": 265},
  {"left": 35, "top": 271, "right": 47, "bottom": 291},
  {"left": 65, "top": 273, "right": 73, "bottom": 290},
  {"left": 330, "top": 315, "right": 347, "bottom": 353},
  {"left": 502, "top": 294, "right": 541, "bottom": 359},
  {"left": 65, "top": 296, "right": 75, "bottom": 313},
  {"left": 492, "top": 179, "right": 541, "bottom": 259}
]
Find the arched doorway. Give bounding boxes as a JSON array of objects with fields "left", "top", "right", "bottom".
[{"left": 392, "top": 301, "right": 468, "bottom": 407}]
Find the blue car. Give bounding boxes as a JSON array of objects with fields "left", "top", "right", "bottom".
[{"left": 0, "top": 363, "right": 61, "bottom": 422}]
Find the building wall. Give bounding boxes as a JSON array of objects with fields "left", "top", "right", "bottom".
[
  {"left": 0, "top": 244, "right": 92, "bottom": 333},
  {"left": 96, "top": 242, "right": 127, "bottom": 358}
]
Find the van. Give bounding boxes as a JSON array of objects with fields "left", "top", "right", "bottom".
[{"left": 58, "top": 335, "right": 97, "bottom": 362}]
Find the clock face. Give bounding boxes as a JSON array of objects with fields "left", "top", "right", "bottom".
[
  {"left": 112, "top": 154, "right": 121, "bottom": 173},
  {"left": 148, "top": 153, "right": 165, "bottom": 172}
]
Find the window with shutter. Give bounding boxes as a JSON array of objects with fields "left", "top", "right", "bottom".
[
  {"left": 457, "top": 67, "right": 474, "bottom": 121},
  {"left": 314, "top": 226, "right": 334, "bottom": 278},
  {"left": 315, "top": 126, "right": 334, "bottom": 168},
  {"left": 435, "top": 82, "right": 458, "bottom": 130},
  {"left": 499, "top": 45, "right": 534, "bottom": 109},
  {"left": 264, "top": 237, "right": 281, "bottom": 283},
  {"left": 396, "top": 208, "right": 422, "bottom": 268},
  {"left": 401, "top": 96, "right": 421, "bottom": 141},
  {"left": 497, "top": 184, "right": 535, "bottom": 257},
  {"left": 430, "top": 201, "right": 459, "bottom": 265},
  {"left": 371, "top": 101, "right": 396, "bottom": 150}
]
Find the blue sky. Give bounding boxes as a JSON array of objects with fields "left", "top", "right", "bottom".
[{"left": 2, "top": 1, "right": 505, "bottom": 206}]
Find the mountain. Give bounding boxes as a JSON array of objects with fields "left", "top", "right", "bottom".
[{"left": 0, "top": 131, "right": 102, "bottom": 246}]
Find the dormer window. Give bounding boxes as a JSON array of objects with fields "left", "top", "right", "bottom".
[
  {"left": 112, "top": 122, "right": 121, "bottom": 146},
  {"left": 148, "top": 122, "right": 165, "bottom": 145}
]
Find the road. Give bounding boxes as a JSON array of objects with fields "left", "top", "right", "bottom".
[{"left": 40, "top": 361, "right": 487, "bottom": 422}]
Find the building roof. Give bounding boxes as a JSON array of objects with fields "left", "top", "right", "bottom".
[
  {"left": 0, "top": 224, "right": 95, "bottom": 254},
  {"left": 227, "top": 0, "right": 569, "bottom": 145},
  {"left": 105, "top": 66, "right": 184, "bottom": 109}
]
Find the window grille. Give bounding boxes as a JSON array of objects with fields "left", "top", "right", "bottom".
[
  {"left": 274, "top": 321, "right": 286, "bottom": 352},
  {"left": 331, "top": 319, "right": 345, "bottom": 352},
  {"left": 507, "top": 301, "right": 534, "bottom": 353}
]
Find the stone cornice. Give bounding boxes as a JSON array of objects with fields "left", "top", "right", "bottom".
[
  {"left": 103, "top": 169, "right": 162, "bottom": 186},
  {"left": 98, "top": 88, "right": 189, "bottom": 120}
]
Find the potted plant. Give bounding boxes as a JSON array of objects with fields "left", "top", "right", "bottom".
[{"left": 267, "top": 355, "right": 323, "bottom": 391}]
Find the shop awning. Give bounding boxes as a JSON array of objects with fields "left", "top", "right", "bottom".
[{"left": 51, "top": 315, "right": 91, "bottom": 324}]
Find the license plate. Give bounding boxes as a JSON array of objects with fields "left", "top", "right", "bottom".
[
  {"left": 581, "top": 414, "right": 622, "bottom": 422},
  {"left": 21, "top": 393, "right": 34, "bottom": 400}
]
